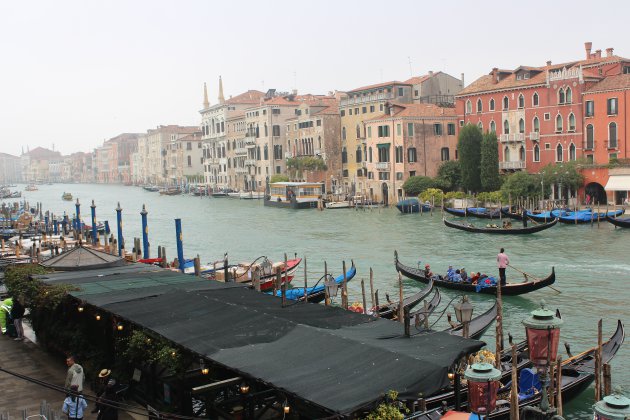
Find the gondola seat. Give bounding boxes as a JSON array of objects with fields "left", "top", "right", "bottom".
[{"left": 518, "top": 368, "right": 541, "bottom": 401}]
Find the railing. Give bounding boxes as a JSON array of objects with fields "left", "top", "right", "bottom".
[
  {"left": 340, "top": 93, "right": 395, "bottom": 107},
  {"left": 514, "top": 133, "right": 525, "bottom": 142},
  {"left": 499, "top": 161, "right": 526, "bottom": 170},
  {"left": 234, "top": 147, "right": 247, "bottom": 155},
  {"left": 244, "top": 138, "right": 256, "bottom": 146},
  {"left": 499, "top": 134, "right": 510, "bottom": 143},
  {"left": 375, "top": 162, "right": 390, "bottom": 171},
  {"left": 530, "top": 132, "right": 540, "bottom": 141},
  {"left": 235, "top": 167, "right": 248, "bottom": 174},
  {"left": 245, "top": 159, "right": 256, "bottom": 166}
]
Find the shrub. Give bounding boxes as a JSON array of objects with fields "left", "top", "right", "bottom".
[{"left": 419, "top": 188, "right": 444, "bottom": 204}]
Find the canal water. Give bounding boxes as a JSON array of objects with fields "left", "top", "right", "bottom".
[{"left": 13, "top": 183, "right": 630, "bottom": 418}]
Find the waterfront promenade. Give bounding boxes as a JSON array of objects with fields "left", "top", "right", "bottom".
[{"left": 0, "top": 328, "right": 142, "bottom": 419}]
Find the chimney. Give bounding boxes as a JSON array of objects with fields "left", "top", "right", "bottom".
[
  {"left": 585, "top": 42, "right": 592, "bottom": 60},
  {"left": 546, "top": 60, "right": 552, "bottom": 66},
  {"left": 606, "top": 47, "right": 614, "bottom": 57},
  {"left": 461, "top": 73, "right": 465, "bottom": 86},
  {"left": 492, "top": 68, "right": 499, "bottom": 84},
  {"left": 429, "top": 70, "right": 434, "bottom": 76},
  {"left": 596, "top": 49, "right": 602, "bottom": 58}
]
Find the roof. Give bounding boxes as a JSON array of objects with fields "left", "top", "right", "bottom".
[
  {"left": 348, "top": 81, "right": 411, "bottom": 94},
  {"left": 405, "top": 74, "right": 433, "bottom": 85},
  {"left": 25, "top": 147, "right": 62, "bottom": 159},
  {"left": 39, "top": 266, "right": 484, "bottom": 415},
  {"left": 40, "top": 245, "right": 126, "bottom": 271},
  {"left": 585, "top": 74, "right": 630, "bottom": 93},
  {"left": 225, "top": 90, "right": 265, "bottom": 105},
  {"left": 366, "top": 103, "right": 456, "bottom": 122}
]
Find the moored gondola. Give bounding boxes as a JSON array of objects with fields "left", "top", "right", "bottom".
[
  {"left": 409, "top": 289, "right": 441, "bottom": 325},
  {"left": 444, "top": 207, "right": 503, "bottom": 219},
  {"left": 378, "top": 279, "right": 434, "bottom": 319},
  {"left": 605, "top": 215, "right": 630, "bottom": 228},
  {"left": 443, "top": 217, "right": 557, "bottom": 234},
  {"left": 279, "top": 261, "right": 356, "bottom": 303},
  {"left": 396, "top": 197, "right": 432, "bottom": 214},
  {"left": 394, "top": 251, "right": 556, "bottom": 296}
]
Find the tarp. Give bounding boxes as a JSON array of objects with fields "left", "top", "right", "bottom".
[
  {"left": 40, "top": 245, "right": 125, "bottom": 271},
  {"left": 42, "top": 266, "right": 485, "bottom": 415},
  {"left": 605, "top": 175, "right": 630, "bottom": 191}
]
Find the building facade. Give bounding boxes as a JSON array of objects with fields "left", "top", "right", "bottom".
[{"left": 0, "top": 153, "right": 22, "bottom": 183}]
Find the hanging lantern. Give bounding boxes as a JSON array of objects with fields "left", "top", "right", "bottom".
[
  {"left": 77, "top": 306, "right": 84, "bottom": 313},
  {"left": 464, "top": 361, "right": 502, "bottom": 415},
  {"left": 240, "top": 383, "right": 250, "bottom": 394},
  {"left": 454, "top": 295, "right": 474, "bottom": 324},
  {"left": 283, "top": 402, "right": 290, "bottom": 414},
  {"left": 522, "top": 300, "right": 563, "bottom": 370},
  {"left": 594, "top": 394, "right": 630, "bottom": 420},
  {"left": 116, "top": 323, "right": 124, "bottom": 331},
  {"left": 95, "top": 314, "right": 101, "bottom": 321}
]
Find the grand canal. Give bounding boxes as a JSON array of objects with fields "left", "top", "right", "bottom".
[{"left": 13, "top": 183, "right": 630, "bottom": 418}]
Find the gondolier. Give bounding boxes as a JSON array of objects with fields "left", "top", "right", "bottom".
[{"left": 497, "top": 248, "right": 509, "bottom": 286}]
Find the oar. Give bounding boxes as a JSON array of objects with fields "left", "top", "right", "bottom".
[{"left": 507, "top": 263, "right": 561, "bottom": 293}]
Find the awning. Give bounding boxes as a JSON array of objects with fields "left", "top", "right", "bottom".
[{"left": 605, "top": 175, "right": 630, "bottom": 191}]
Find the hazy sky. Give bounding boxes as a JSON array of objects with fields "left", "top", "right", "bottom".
[{"left": 1, "top": 0, "right": 627, "bottom": 157}]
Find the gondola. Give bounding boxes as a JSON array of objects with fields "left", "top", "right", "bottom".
[
  {"left": 500, "top": 207, "right": 525, "bottom": 220},
  {"left": 396, "top": 198, "right": 431, "bottom": 214},
  {"left": 605, "top": 215, "right": 630, "bottom": 228},
  {"left": 526, "top": 208, "right": 624, "bottom": 224},
  {"left": 444, "top": 207, "right": 503, "bottom": 219},
  {"left": 443, "top": 217, "right": 557, "bottom": 234},
  {"left": 394, "top": 251, "right": 556, "bottom": 296},
  {"left": 409, "top": 289, "right": 441, "bottom": 325},
  {"left": 279, "top": 261, "right": 356, "bottom": 303},
  {"left": 377, "top": 279, "right": 434, "bottom": 319},
  {"left": 447, "top": 300, "right": 497, "bottom": 340}
]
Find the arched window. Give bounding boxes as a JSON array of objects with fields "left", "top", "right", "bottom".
[
  {"left": 441, "top": 147, "right": 450, "bottom": 161},
  {"left": 534, "top": 144, "right": 540, "bottom": 162},
  {"left": 503, "top": 120, "right": 510, "bottom": 134},
  {"left": 477, "top": 121, "right": 483, "bottom": 130},
  {"left": 569, "top": 143, "right": 576, "bottom": 161},
  {"left": 356, "top": 124, "right": 361, "bottom": 138},
  {"left": 519, "top": 118, "right": 525, "bottom": 134},
  {"left": 503, "top": 96, "right": 509, "bottom": 110},
  {"left": 465, "top": 100, "right": 472, "bottom": 114},
  {"left": 558, "top": 88, "right": 565, "bottom": 104},
  {"left": 489, "top": 98, "right": 495, "bottom": 111},
  {"left": 568, "top": 113, "right": 576, "bottom": 131},
  {"left": 342, "top": 127, "right": 346, "bottom": 140},
  {"left": 556, "top": 144, "right": 563, "bottom": 162},
  {"left": 227, "top": 158, "right": 231, "bottom": 168},
  {"left": 533, "top": 116, "right": 540, "bottom": 132},
  {"left": 519, "top": 146, "right": 525, "bottom": 161},
  {"left": 518, "top": 94, "right": 525, "bottom": 109},
  {"left": 490, "top": 121, "right": 496, "bottom": 133},
  {"left": 368, "top": 146, "right": 372, "bottom": 163},
  {"left": 609, "top": 122, "right": 618, "bottom": 148},
  {"left": 341, "top": 147, "right": 347, "bottom": 163},
  {"left": 256, "top": 146, "right": 261, "bottom": 160},
  {"left": 264, "top": 145, "right": 268, "bottom": 160},
  {"left": 318, "top": 136, "right": 321, "bottom": 149},
  {"left": 356, "top": 146, "right": 362, "bottom": 163},
  {"left": 264, "top": 123, "right": 268, "bottom": 137},
  {"left": 532, "top": 92, "right": 539, "bottom": 107},
  {"left": 555, "top": 114, "right": 563, "bottom": 132},
  {"left": 476, "top": 99, "right": 482, "bottom": 113},
  {"left": 565, "top": 87, "right": 572, "bottom": 103},
  {"left": 586, "top": 124, "right": 594, "bottom": 149},
  {"left": 504, "top": 146, "right": 510, "bottom": 161}
]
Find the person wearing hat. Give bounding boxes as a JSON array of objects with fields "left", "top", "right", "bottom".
[
  {"left": 96, "top": 378, "right": 120, "bottom": 420},
  {"left": 62, "top": 384, "right": 88, "bottom": 420},
  {"left": 423, "top": 264, "right": 432, "bottom": 278},
  {"left": 93, "top": 369, "right": 112, "bottom": 414}
]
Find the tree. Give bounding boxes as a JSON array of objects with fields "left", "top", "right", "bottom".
[
  {"left": 269, "top": 174, "right": 289, "bottom": 183},
  {"left": 402, "top": 176, "right": 435, "bottom": 196},
  {"left": 436, "top": 161, "right": 461, "bottom": 191},
  {"left": 457, "top": 124, "right": 482, "bottom": 192},
  {"left": 500, "top": 172, "right": 541, "bottom": 201},
  {"left": 539, "top": 161, "right": 584, "bottom": 192},
  {"left": 480, "top": 132, "right": 501, "bottom": 191}
]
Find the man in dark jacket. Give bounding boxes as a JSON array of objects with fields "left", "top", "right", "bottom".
[{"left": 10, "top": 296, "right": 25, "bottom": 340}]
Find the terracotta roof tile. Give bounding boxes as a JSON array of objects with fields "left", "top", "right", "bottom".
[
  {"left": 225, "top": 90, "right": 265, "bottom": 105},
  {"left": 585, "top": 74, "right": 630, "bottom": 93},
  {"left": 26, "top": 147, "right": 62, "bottom": 159},
  {"left": 366, "top": 103, "right": 456, "bottom": 121},
  {"left": 404, "top": 74, "right": 433, "bottom": 85}
]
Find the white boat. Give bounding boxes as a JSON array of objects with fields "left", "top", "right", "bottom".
[
  {"left": 239, "top": 191, "right": 265, "bottom": 200},
  {"left": 325, "top": 200, "right": 353, "bottom": 209}
]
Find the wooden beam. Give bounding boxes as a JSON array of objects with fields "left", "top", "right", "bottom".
[{"left": 192, "top": 377, "right": 242, "bottom": 394}]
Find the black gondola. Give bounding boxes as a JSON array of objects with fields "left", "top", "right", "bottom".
[
  {"left": 447, "top": 300, "right": 497, "bottom": 340},
  {"left": 378, "top": 279, "right": 434, "bottom": 319},
  {"left": 409, "top": 289, "right": 441, "bottom": 325},
  {"left": 444, "top": 207, "right": 503, "bottom": 219},
  {"left": 500, "top": 207, "right": 525, "bottom": 220},
  {"left": 443, "top": 217, "right": 557, "bottom": 234},
  {"left": 394, "top": 251, "right": 556, "bottom": 296},
  {"left": 605, "top": 215, "right": 630, "bottom": 228}
]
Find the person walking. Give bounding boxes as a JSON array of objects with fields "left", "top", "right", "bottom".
[
  {"left": 497, "top": 248, "right": 509, "bottom": 286},
  {"left": 62, "top": 384, "right": 88, "bottom": 420},
  {"left": 10, "top": 295, "right": 25, "bottom": 341},
  {"left": 97, "top": 379, "right": 120, "bottom": 420},
  {"left": 65, "top": 355, "right": 85, "bottom": 392}
]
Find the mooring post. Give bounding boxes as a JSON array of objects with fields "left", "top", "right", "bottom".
[
  {"left": 115, "top": 202, "right": 124, "bottom": 257},
  {"left": 224, "top": 253, "right": 229, "bottom": 282},
  {"left": 252, "top": 265, "right": 261, "bottom": 292},
  {"left": 342, "top": 260, "right": 348, "bottom": 309},
  {"left": 140, "top": 204, "right": 149, "bottom": 259},
  {"left": 510, "top": 344, "right": 520, "bottom": 420},
  {"left": 398, "top": 272, "right": 404, "bottom": 323},
  {"left": 603, "top": 363, "right": 612, "bottom": 396},
  {"left": 194, "top": 255, "right": 201, "bottom": 277},
  {"left": 324, "top": 261, "right": 330, "bottom": 306},
  {"left": 303, "top": 257, "right": 308, "bottom": 302},
  {"left": 361, "top": 279, "right": 367, "bottom": 315},
  {"left": 369, "top": 268, "right": 375, "bottom": 311},
  {"left": 281, "top": 281, "right": 287, "bottom": 307},
  {"left": 403, "top": 306, "right": 410, "bottom": 337},
  {"left": 175, "top": 218, "right": 184, "bottom": 273},
  {"left": 90, "top": 200, "right": 97, "bottom": 246},
  {"left": 374, "top": 290, "right": 380, "bottom": 318},
  {"left": 596, "top": 319, "right": 603, "bottom": 400}
]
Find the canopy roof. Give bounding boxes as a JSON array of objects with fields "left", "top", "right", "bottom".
[
  {"left": 39, "top": 265, "right": 484, "bottom": 415},
  {"left": 40, "top": 245, "right": 125, "bottom": 271},
  {"left": 605, "top": 175, "right": 630, "bottom": 191}
]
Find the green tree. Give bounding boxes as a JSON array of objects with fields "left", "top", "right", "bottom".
[
  {"left": 539, "top": 161, "right": 584, "bottom": 193},
  {"left": 480, "top": 132, "right": 501, "bottom": 191},
  {"left": 270, "top": 174, "right": 289, "bottom": 183},
  {"left": 402, "top": 176, "right": 435, "bottom": 196},
  {"left": 500, "top": 172, "right": 542, "bottom": 201},
  {"left": 457, "top": 124, "right": 482, "bottom": 192},
  {"left": 436, "top": 160, "right": 461, "bottom": 191}
]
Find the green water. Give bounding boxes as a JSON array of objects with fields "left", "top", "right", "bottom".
[{"left": 12, "top": 183, "right": 630, "bottom": 418}]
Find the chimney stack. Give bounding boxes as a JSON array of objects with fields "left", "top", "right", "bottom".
[
  {"left": 461, "top": 73, "right": 465, "bottom": 86},
  {"left": 606, "top": 47, "right": 614, "bottom": 57},
  {"left": 546, "top": 60, "right": 552, "bottom": 66},
  {"left": 596, "top": 49, "right": 602, "bottom": 58},
  {"left": 429, "top": 70, "right": 434, "bottom": 76},
  {"left": 585, "top": 42, "right": 592, "bottom": 60},
  {"left": 492, "top": 68, "right": 499, "bottom": 84}
]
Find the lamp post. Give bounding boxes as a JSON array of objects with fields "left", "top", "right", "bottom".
[
  {"left": 454, "top": 296, "right": 474, "bottom": 338},
  {"left": 522, "top": 300, "right": 564, "bottom": 418},
  {"left": 594, "top": 394, "right": 630, "bottom": 419},
  {"left": 464, "top": 360, "right": 502, "bottom": 418}
]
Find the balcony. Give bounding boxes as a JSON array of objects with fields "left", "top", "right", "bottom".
[
  {"left": 514, "top": 133, "right": 525, "bottom": 142},
  {"left": 530, "top": 132, "right": 540, "bottom": 141},
  {"left": 235, "top": 167, "right": 248, "bottom": 174},
  {"left": 244, "top": 137, "right": 256, "bottom": 147},
  {"left": 499, "top": 133, "right": 525, "bottom": 143},
  {"left": 234, "top": 147, "right": 247, "bottom": 155},
  {"left": 361, "top": 161, "right": 367, "bottom": 169},
  {"left": 285, "top": 152, "right": 293, "bottom": 159},
  {"left": 499, "top": 134, "right": 510, "bottom": 143},
  {"left": 499, "top": 161, "right": 526, "bottom": 170},
  {"left": 245, "top": 159, "right": 256, "bottom": 166},
  {"left": 375, "top": 162, "right": 390, "bottom": 171}
]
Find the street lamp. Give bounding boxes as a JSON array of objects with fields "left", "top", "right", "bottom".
[
  {"left": 522, "top": 300, "right": 564, "bottom": 416},
  {"left": 454, "top": 296, "right": 474, "bottom": 338},
  {"left": 594, "top": 394, "right": 630, "bottom": 420},
  {"left": 464, "top": 360, "right": 502, "bottom": 417}
]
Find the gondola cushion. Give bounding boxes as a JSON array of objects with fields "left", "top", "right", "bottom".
[{"left": 518, "top": 368, "right": 541, "bottom": 400}]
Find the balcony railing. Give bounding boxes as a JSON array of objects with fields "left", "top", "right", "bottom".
[
  {"left": 234, "top": 147, "right": 247, "bottom": 155},
  {"left": 514, "top": 133, "right": 525, "bottom": 142},
  {"left": 530, "top": 132, "right": 540, "bottom": 141},
  {"left": 245, "top": 159, "right": 256, "bottom": 166},
  {"left": 235, "top": 167, "right": 248, "bottom": 174},
  {"left": 499, "top": 161, "right": 526, "bottom": 170},
  {"left": 499, "top": 134, "right": 510, "bottom": 143},
  {"left": 500, "top": 133, "right": 525, "bottom": 143},
  {"left": 375, "top": 162, "right": 390, "bottom": 171},
  {"left": 244, "top": 138, "right": 256, "bottom": 146},
  {"left": 340, "top": 92, "right": 395, "bottom": 107}
]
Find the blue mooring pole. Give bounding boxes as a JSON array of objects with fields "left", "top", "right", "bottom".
[
  {"left": 90, "top": 200, "right": 97, "bottom": 245},
  {"left": 44, "top": 215, "right": 49, "bottom": 235},
  {"left": 116, "top": 202, "right": 123, "bottom": 257},
  {"left": 75, "top": 199, "right": 81, "bottom": 236},
  {"left": 175, "top": 218, "right": 184, "bottom": 273},
  {"left": 104, "top": 220, "right": 110, "bottom": 236},
  {"left": 140, "top": 204, "right": 149, "bottom": 259},
  {"left": 53, "top": 218, "right": 58, "bottom": 235},
  {"left": 62, "top": 213, "right": 68, "bottom": 235}
]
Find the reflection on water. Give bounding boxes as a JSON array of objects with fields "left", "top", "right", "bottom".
[{"left": 12, "top": 183, "right": 630, "bottom": 417}]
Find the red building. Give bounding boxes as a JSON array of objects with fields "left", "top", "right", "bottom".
[{"left": 455, "top": 42, "right": 630, "bottom": 202}]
